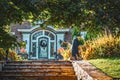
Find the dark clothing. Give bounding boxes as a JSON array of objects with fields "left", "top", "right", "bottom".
[
  {"left": 57, "top": 53, "right": 63, "bottom": 60},
  {"left": 6, "top": 49, "right": 9, "bottom": 61},
  {"left": 72, "top": 38, "right": 80, "bottom": 59},
  {"left": 54, "top": 52, "right": 63, "bottom": 60}
]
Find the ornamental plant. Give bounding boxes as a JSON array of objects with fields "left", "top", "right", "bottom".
[
  {"left": 78, "top": 34, "right": 120, "bottom": 60},
  {"left": 60, "top": 42, "right": 68, "bottom": 47},
  {"left": 58, "top": 42, "right": 72, "bottom": 60},
  {"left": 77, "top": 36, "right": 85, "bottom": 45},
  {"left": 57, "top": 48, "right": 64, "bottom": 54},
  {"left": 0, "top": 48, "right": 22, "bottom": 61},
  {"left": 0, "top": 48, "right": 6, "bottom": 60},
  {"left": 8, "top": 50, "right": 20, "bottom": 60}
]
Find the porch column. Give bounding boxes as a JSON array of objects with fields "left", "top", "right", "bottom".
[
  {"left": 22, "top": 33, "right": 30, "bottom": 54},
  {"left": 57, "top": 34, "right": 64, "bottom": 50}
]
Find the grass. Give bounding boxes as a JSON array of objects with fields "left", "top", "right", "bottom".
[{"left": 88, "top": 57, "right": 120, "bottom": 78}]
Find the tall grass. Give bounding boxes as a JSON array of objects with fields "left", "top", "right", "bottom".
[{"left": 78, "top": 34, "right": 120, "bottom": 60}]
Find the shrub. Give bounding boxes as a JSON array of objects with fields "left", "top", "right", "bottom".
[
  {"left": 79, "top": 34, "right": 120, "bottom": 60},
  {"left": 0, "top": 48, "right": 6, "bottom": 60},
  {"left": 77, "top": 36, "right": 85, "bottom": 45},
  {"left": 61, "top": 49, "right": 71, "bottom": 60},
  {"left": 60, "top": 42, "right": 68, "bottom": 47},
  {"left": 58, "top": 42, "right": 72, "bottom": 60},
  {"left": 0, "top": 48, "right": 23, "bottom": 61},
  {"left": 8, "top": 50, "right": 20, "bottom": 60}
]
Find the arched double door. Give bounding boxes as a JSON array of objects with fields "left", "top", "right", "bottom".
[{"left": 31, "top": 30, "right": 56, "bottom": 59}]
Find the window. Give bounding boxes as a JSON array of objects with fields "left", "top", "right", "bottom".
[
  {"left": 50, "top": 42, "right": 54, "bottom": 57},
  {"left": 32, "top": 42, "right": 36, "bottom": 57},
  {"left": 45, "top": 31, "right": 55, "bottom": 40},
  {"left": 32, "top": 31, "right": 43, "bottom": 40}
]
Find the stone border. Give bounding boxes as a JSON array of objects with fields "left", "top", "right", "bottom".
[
  {"left": 72, "top": 60, "right": 113, "bottom": 80},
  {"left": 0, "top": 61, "right": 5, "bottom": 71}
]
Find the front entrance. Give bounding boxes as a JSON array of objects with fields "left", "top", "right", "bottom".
[
  {"left": 38, "top": 37, "right": 49, "bottom": 59},
  {"left": 31, "top": 30, "right": 56, "bottom": 59}
]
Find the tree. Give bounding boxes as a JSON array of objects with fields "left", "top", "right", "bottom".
[
  {"left": 0, "top": 0, "right": 40, "bottom": 27},
  {"left": 0, "top": 0, "right": 120, "bottom": 40},
  {"left": 31, "top": 0, "right": 120, "bottom": 36},
  {"left": 0, "top": 0, "right": 40, "bottom": 53},
  {"left": 0, "top": 27, "right": 18, "bottom": 60},
  {"left": 86, "top": 0, "right": 120, "bottom": 34},
  {"left": 0, "top": 27, "right": 18, "bottom": 48}
]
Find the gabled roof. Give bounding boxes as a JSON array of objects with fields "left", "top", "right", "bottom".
[{"left": 18, "top": 25, "right": 70, "bottom": 33}]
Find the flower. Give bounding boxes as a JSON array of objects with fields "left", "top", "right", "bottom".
[
  {"left": 57, "top": 48, "right": 71, "bottom": 60},
  {"left": 57, "top": 48, "right": 64, "bottom": 53},
  {"left": 20, "top": 48, "right": 26, "bottom": 53}
]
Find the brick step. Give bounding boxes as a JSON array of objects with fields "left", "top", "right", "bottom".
[
  {"left": 0, "top": 75, "right": 77, "bottom": 80},
  {"left": 4, "top": 64, "right": 72, "bottom": 66},
  {"left": 5, "top": 63, "right": 71, "bottom": 65},
  {"left": 1, "top": 69, "right": 74, "bottom": 72},
  {"left": 1, "top": 60, "right": 77, "bottom": 80},
  {"left": 3, "top": 65, "right": 72, "bottom": 69},
  {"left": 6, "top": 60, "right": 71, "bottom": 64},
  {"left": 6, "top": 62, "right": 71, "bottom": 65},
  {"left": 3, "top": 66, "right": 73, "bottom": 70},
  {"left": 3, "top": 66, "right": 73, "bottom": 69},
  {"left": 0, "top": 71, "right": 75, "bottom": 76}
]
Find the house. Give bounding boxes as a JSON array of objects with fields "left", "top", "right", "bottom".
[{"left": 11, "top": 21, "right": 72, "bottom": 60}]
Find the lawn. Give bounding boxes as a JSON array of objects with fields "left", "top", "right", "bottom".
[{"left": 88, "top": 57, "right": 120, "bottom": 78}]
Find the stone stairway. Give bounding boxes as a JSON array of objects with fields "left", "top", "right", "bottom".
[{"left": 0, "top": 60, "right": 77, "bottom": 80}]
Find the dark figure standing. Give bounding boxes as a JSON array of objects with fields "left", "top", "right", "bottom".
[
  {"left": 6, "top": 49, "right": 9, "bottom": 61},
  {"left": 71, "top": 36, "right": 80, "bottom": 60}
]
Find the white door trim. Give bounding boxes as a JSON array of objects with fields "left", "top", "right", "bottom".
[{"left": 36, "top": 35, "right": 50, "bottom": 59}]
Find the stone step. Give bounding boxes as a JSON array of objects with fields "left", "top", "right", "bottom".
[{"left": 0, "top": 75, "right": 77, "bottom": 80}]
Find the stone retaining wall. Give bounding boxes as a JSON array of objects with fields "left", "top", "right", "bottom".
[{"left": 72, "top": 60, "right": 113, "bottom": 80}]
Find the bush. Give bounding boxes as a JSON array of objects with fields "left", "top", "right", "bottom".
[
  {"left": 0, "top": 48, "right": 23, "bottom": 61},
  {"left": 77, "top": 36, "right": 85, "bottom": 45},
  {"left": 58, "top": 42, "right": 72, "bottom": 60},
  {"left": 8, "top": 50, "right": 20, "bottom": 60},
  {"left": 79, "top": 34, "right": 120, "bottom": 60},
  {"left": 17, "top": 53, "right": 28, "bottom": 60},
  {"left": 61, "top": 49, "right": 71, "bottom": 60},
  {"left": 60, "top": 42, "right": 68, "bottom": 47},
  {"left": 0, "top": 48, "right": 6, "bottom": 60}
]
